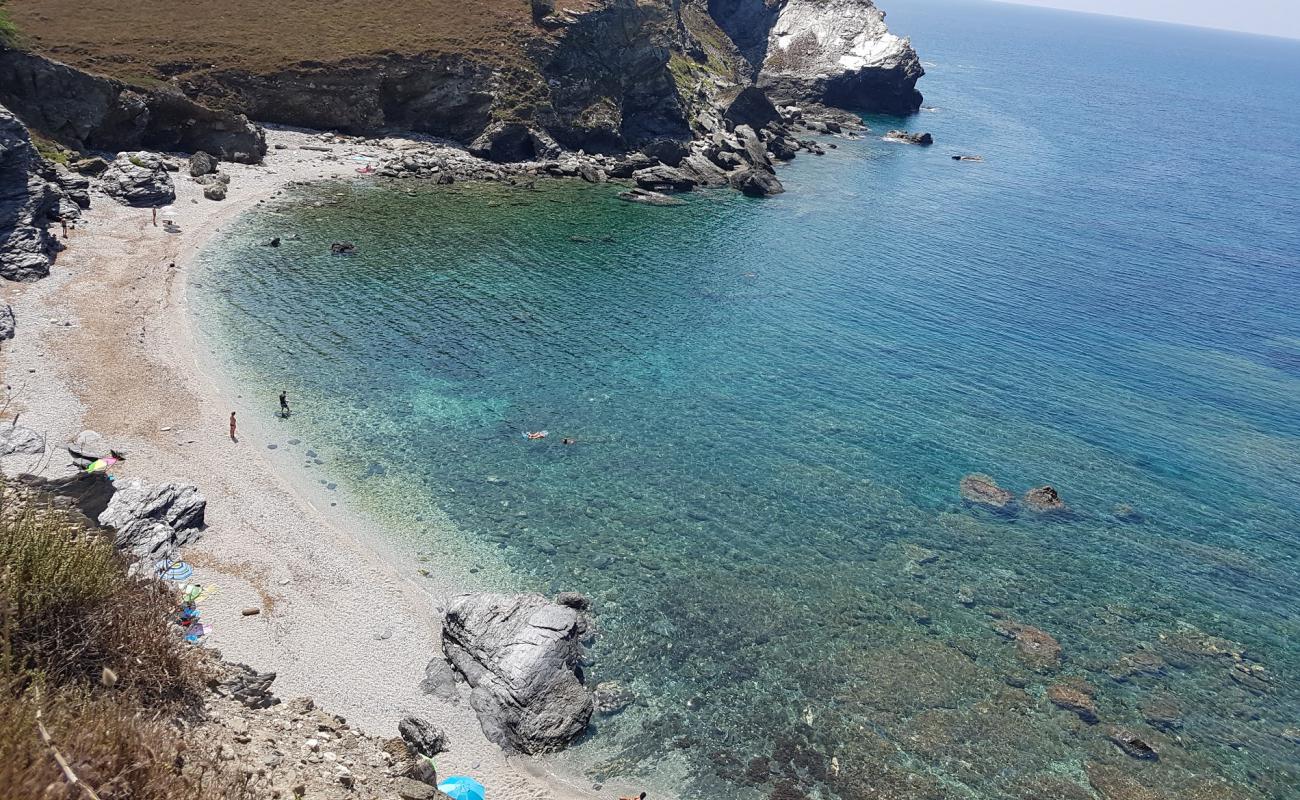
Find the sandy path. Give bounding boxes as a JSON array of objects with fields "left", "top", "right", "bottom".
[{"left": 0, "top": 129, "right": 637, "bottom": 800}]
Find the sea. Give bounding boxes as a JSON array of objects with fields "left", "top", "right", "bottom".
[{"left": 190, "top": 1, "right": 1300, "bottom": 797}]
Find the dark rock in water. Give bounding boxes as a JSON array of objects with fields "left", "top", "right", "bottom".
[
  {"left": 592, "top": 681, "right": 635, "bottom": 716},
  {"left": 633, "top": 164, "right": 696, "bottom": 192},
  {"left": 1108, "top": 649, "right": 1167, "bottom": 682},
  {"left": 768, "top": 135, "right": 800, "bottom": 161},
  {"left": 730, "top": 167, "right": 785, "bottom": 197},
  {"left": 330, "top": 242, "right": 357, "bottom": 255},
  {"left": 554, "top": 591, "right": 591, "bottom": 611},
  {"left": 993, "top": 620, "right": 1062, "bottom": 671},
  {"left": 98, "top": 152, "right": 176, "bottom": 206},
  {"left": 1111, "top": 503, "right": 1145, "bottom": 523},
  {"left": 1047, "top": 683, "right": 1099, "bottom": 723},
  {"left": 1, "top": 104, "right": 64, "bottom": 281},
  {"left": 885, "top": 129, "right": 933, "bottom": 145},
  {"left": 617, "top": 188, "right": 685, "bottom": 206},
  {"left": 1140, "top": 693, "right": 1183, "bottom": 731},
  {"left": 959, "top": 473, "right": 1014, "bottom": 510},
  {"left": 441, "top": 592, "right": 594, "bottom": 754},
  {"left": 1228, "top": 661, "right": 1273, "bottom": 694},
  {"left": 1106, "top": 725, "right": 1159, "bottom": 760},
  {"left": 398, "top": 716, "right": 449, "bottom": 758},
  {"left": 1023, "top": 485, "right": 1068, "bottom": 514},
  {"left": 189, "top": 151, "right": 218, "bottom": 177},
  {"left": 265, "top": 237, "right": 281, "bottom": 247},
  {"left": 98, "top": 477, "right": 207, "bottom": 561},
  {"left": 724, "top": 86, "right": 781, "bottom": 131}
]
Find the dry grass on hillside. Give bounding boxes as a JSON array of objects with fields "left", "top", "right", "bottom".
[{"left": 5, "top": 0, "right": 594, "bottom": 83}]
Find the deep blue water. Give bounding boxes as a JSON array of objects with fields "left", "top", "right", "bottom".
[{"left": 194, "top": 2, "right": 1300, "bottom": 798}]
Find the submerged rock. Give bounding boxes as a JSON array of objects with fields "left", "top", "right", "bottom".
[
  {"left": 440, "top": 592, "right": 594, "bottom": 754},
  {"left": 993, "top": 620, "right": 1062, "bottom": 671},
  {"left": 884, "top": 129, "right": 933, "bottom": 145},
  {"left": 959, "top": 473, "right": 1014, "bottom": 510},
  {"left": 593, "top": 681, "right": 636, "bottom": 716},
  {"left": 1023, "top": 485, "right": 1068, "bottom": 514},
  {"left": 1046, "top": 683, "right": 1098, "bottom": 723},
  {"left": 1106, "top": 725, "right": 1159, "bottom": 760},
  {"left": 617, "top": 188, "right": 684, "bottom": 206}
]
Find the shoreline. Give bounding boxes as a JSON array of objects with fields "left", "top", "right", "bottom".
[{"left": 0, "top": 128, "right": 647, "bottom": 800}]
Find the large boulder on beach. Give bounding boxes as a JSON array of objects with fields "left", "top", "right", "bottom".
[
  {"left": 1, "top": 422, "right": 45, "bottom": 456},
  {"left": 188, "top": 150, "right": 218, "bottom": 177},
  {"left": 97, "top": 151, "right": 176, "bottom": 206},
  {"left": 98, "top": 478, "right": 206, "bottom": 560},
  {"left": 441, "top": 592, "right": 594, "bottom": 754},
  {"left": 66, "top": 429, "right": 117, "bottom": 466}
]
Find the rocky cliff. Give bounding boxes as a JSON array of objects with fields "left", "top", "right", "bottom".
[
  {"left": 0, "top": 48, "right": 266, "bottom": 162},
  {"left": 709, "top": 0, "right": 924, "bottom": 113},
  {"left": 0, "top": 102, "right": 61, "bottom": 281},
  {"left": 4, "top": 0, "right": 922, "bottom": 160}
]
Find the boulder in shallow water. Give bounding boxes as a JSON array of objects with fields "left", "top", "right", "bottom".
[
  {"left": 617, "top": 188, "right": 684, "bottom": 206},
  {"left": 993, "top": 620, "right": 1062, "bottom": 671},
  {"left": 730, "top": 167, "right": 785, "bottom": 197},
  {"left": 441, "top": 592, "right": 594, "bottom": 754},
  {"left": 1106, "top": 725, "right": 1159, "bottom": 760},
  {"left": 1023, "top": 485, "right": 1067, "bottom": 514},
  {"left": 885, "top": 130, "right": 933, "bottom": 145},
  {"left": 959, "top": 473, "right": 1014, "bottom": 510},
  {"left": 1047, "top": 683, "right": 1099, "bottom": 723}
]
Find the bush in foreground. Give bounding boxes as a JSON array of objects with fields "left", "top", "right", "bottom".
[{"left": 0, "top": 484, "right": 251, "bottom": 799}]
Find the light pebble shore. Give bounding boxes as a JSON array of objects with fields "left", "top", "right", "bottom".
[{"left": 0, "top": 128, "right": 645, "bottom": 800}]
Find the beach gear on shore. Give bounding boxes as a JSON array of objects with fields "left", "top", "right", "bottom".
[
  {"left": 157, "top": 560, "right": 193, "bottom": 581},
  {"left": 438, "top": 776, "right": 486, "bottom": 800},
  {"left": 85, "top": 456, "right": 119, "bottom": 473}
]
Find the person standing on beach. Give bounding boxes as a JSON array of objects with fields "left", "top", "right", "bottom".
[
  {"left": 152, "top": 207, "right": 158, "bottom": 227},
  {"left": 279, "top": 390, "right": 290, "bottom": 418},
  {"left": 229, "top": 411, "right": 237, "bottom": 441}
]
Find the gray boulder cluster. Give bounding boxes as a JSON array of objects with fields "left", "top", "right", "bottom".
[
  {"left": 959, "top": 473, "right": 1074, "bottom": 517},
  {"left": 97, "top": 151, "right": 176, "bottom": 206},
  {"left": 440, "top": 592, "right": 595, "bottom": 754},
  {"left": 98, "top": 477, "right": 207, "bottom": 562}
]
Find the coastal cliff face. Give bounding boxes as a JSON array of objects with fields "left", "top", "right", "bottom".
[
  {"left": 709, "top": 0, "right": 924, "bottom": 113},
  {"left": 0, "top": 103, "right": 61, "bottom": 281},
  {"left": 0, "top": 48, "right": 266, "bottom": 162},
  {"left": 4, "top": 0, "right": 921, "bottom": 160}
]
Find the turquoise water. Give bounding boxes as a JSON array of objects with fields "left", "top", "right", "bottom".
[{"left": 193, "top": 1, "right": 1300, "bottom": 798}]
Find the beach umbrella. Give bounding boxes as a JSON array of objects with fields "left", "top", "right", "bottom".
[
  {"left": 437, "top": 776, "right": 485, "bottom": 800},
  {"left": 158, "top": 561, "right": 194, "bottom": 581}
]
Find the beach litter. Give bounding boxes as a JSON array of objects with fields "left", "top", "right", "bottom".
[{"left": 438, "top": 776, "right": 486, "bottom": 800}]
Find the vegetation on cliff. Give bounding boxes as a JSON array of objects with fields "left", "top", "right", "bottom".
[{"left": 0, "top": 485, "right": 250, "bottom": 799}]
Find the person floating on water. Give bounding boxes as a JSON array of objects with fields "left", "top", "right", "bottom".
[
  {"left": 280, "top": 390, "right": 290, "bottom": 418},
  {"left": 525, "top": 430, "right": 548, "bottom": 440},
  {"left": 229, "top": 411, "right": 237, "bottom": 442},
  {"left": 618, "top": 793, "right": 647, "bottom": 800}
]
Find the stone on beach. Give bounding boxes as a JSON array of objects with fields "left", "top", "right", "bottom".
[
  {"left": 97, "top": 151, "right": 177, "bottom": 206},
  {"left": 1, "top": 421, "right": 45, "bottom": 455},
  {"left": 189, "top": 150, "right": 219, "bottom": 177},
  {"left": 66, "top": 429, "right": 118, "bottom": 466},
  {"left": 440, "top": 592, "right": 594, "bottom": 754},
  {"left": 98, "top": 477, "right": 207, "bottom": 561},
  {"left": 398, "top": 715, "right": 449, "bottom": 758}
]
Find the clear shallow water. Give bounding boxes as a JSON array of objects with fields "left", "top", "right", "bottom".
[{"left": 194, "top": 1, "right": 1300, "bottom": 798}]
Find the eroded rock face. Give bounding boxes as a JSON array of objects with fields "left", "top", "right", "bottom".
[
  {"left": 0, "top": 104, "right": 62, "bottom": 282},
  {"left": 441, "top": 592, "right": 594, "bottom": 754},
  {"left": 98, "top": 478, "right": 207, "bottom": 561},
  {"left": 98, "top": 152, "right": 176, "bottom": 206},
  {"left": 711, "top": 0, "right": 924, "bottom": 113},
  {"left": 0, "top": 48, "right": 265, "bottom": 162}
]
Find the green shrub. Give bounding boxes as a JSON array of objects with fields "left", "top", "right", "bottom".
[{"left": 0, "top": 8, "right": 17, "bottom": 48}]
